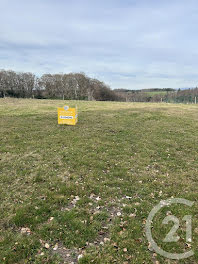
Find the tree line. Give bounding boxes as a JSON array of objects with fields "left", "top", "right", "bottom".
[
  {"left": 114, "top": 88, "right": 198, "bottom": 103},
  {"left": 1, "top": 69, "right": 197, "bottom": 103},
  {"left": 0, "top": 69, "right": 120, "bottom": 101},
  {"left": 164, "top": 88, "right": 198, "bottom": 103}
]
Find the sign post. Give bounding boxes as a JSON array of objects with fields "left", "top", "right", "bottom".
[{"left": 57, "top": 105, "right": 78, "bottom": 125}]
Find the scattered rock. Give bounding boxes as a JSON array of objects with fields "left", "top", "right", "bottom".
[
  {"left": 53, "top": 244, "right": 58, "bottom": 251},
  {"left": 44, "top": 243, "right": 50, "bottom": 249},
  {"left": 75, "top": 196, "right": 80, "bottom": 201},
  {"left": 20, "top": 227, "right": 31, "bottom": 235},
  {"left": 129, "top": 213, "right": 136, "bottom": 218},
  {"left": 78, "top": 254, "right": 83, "bottom": 260},
  {"left": 89, "top": 194, "right": 95, "bottom": 199}
]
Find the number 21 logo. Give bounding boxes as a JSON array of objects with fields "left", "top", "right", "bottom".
[
  {"left": 146, "top": 198, "right": 194, "bottom": 260},
  {"left": 163, "top": 215, "right": 192, "bottom": 243}
]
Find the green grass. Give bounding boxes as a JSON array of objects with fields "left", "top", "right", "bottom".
[
  {"left": 1, "top": 98, "right": 198, "bottom": 263},
  {"left": 145, "top": 91, "right": 168, "bottom": 97}
]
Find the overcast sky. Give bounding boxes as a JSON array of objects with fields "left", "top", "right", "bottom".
[{"left": 0, "top": 0, "right": 198, "bottom": 89}]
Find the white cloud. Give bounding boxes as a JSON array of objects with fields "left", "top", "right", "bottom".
[{"left": 0, "top": 0, "right": 198, "bottom": 89}]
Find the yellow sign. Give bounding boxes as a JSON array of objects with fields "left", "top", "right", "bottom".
[{"left": 58, "top": 106, "right": 78, "bottom": 125}]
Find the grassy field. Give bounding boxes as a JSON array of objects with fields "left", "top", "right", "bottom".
[{"left": 1, "top": 98, "right": 198, "bottom": 264}]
